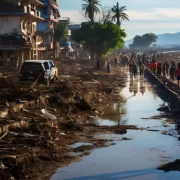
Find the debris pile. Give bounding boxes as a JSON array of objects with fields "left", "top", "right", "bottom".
[{"left": 0, "top": 59, "right": 129, "bottom": 179}]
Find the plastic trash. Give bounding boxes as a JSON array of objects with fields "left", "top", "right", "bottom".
[
  {"left": 23, "top": 133, "right": 34, "bottom": 137},
  {"left": 0, "top": 163, "right": 5, "bottom": 169},
  {"left": 41, "top": 109, "right": 57, "bottom": 120},
  {"left": 9, "top": 132, "right": 18, "bottom": 136},
  {"left": 60, "top": 133, "right": 66, "bottom": 136}
]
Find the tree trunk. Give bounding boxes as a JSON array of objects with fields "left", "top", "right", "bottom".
[{"left": 117, "top": 18, "right": 121, "bottom": 26}]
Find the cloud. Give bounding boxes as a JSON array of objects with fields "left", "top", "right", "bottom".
[
  {"left": 60, "top": 8, "right": 180, "bottom": 40},
  {"left": 61, "top": 8, "right": 180, "bottom": 23},
  {"left": 127, "top": 10, "right": 162, "bottom": 21},
  {"left": 60, "top": 10, "right": 85, "bottom": 23},
  {"left": 128, "top": 8, "right": 180, "bottom": 21},
  {"left": 123, "top": 22, "right": 180, "bottom": 39}
]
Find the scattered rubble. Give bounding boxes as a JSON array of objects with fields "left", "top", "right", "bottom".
[
  {"left": 0, "top": 59, "right": 130, "bottom": 179},
  {"left": 157, "top": 159, "right": 180, "bottom": 172}
]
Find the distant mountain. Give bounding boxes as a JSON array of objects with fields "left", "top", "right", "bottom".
[{"left": 125, "top": 32, "right": 180, "bottom": 48}]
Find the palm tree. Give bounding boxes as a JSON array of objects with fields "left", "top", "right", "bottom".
[
  {"left": 112, "top": 2, "right": 129, "bottom": 26},
  {"left": 82, "top": 0, "right": 101, "bottom": 22}
]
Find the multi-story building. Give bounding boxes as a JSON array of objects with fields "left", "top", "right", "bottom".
[
  {"left": 37, "top": 0, "right": 60, "bottom": 58},
  {"left": 0, "top": 0, "right": 46, "bottom": 70}
]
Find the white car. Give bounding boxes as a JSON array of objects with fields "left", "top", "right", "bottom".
[{"left": 20, "top": 60, "right": 58, "bottom": 83}]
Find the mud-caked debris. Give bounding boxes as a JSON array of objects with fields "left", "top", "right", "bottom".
[
  {"left": 75, "top": 99, "right": 92, "bottom": 111},
  {"left": 73, "top": 145, "right": 94, "bottom": 152},
  {"left": 61, "top": 120, "right": 83, "bottom": 131},
  {"left": 157, "top": 159, "right": 180, "bottom": 172},
  {"left": 122, "top": 137, "right": 132, "bottom": 141},
  {"left": 115, "top": 129, "right": 127, "bottom": 134}
]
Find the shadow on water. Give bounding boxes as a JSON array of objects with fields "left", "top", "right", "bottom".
[{"left": 51, "top": 74, "right": 180, "bottom": 180}]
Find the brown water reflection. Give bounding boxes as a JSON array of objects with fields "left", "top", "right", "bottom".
[
  {"left": 99, "top": 103, "right": 127, "bottom": 125},
  {"left": 97, "top": 77, "right": 159, "bottom": 126},
  {"left": 51, "top": 75, "right": 180, "bottom": 180}
]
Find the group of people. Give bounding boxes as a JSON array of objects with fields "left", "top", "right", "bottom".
[
  {"left": 150, "top": 60, "right": 180, "bottom": 86},
  {"left": 96, "top": 52, "right": 180, "bottom": 86},
  {"left": 96, "top": 57, "right": 115, "bottom": 73}
]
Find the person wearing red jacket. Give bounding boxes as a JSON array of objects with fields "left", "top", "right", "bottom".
[{"left": 150, "top": 61, "right": 157, "bottom": 74}]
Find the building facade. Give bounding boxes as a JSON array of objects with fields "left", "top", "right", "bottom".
[
  {"left": 0, "top": 0, "right": 47, "bottom": 70},
  {"left": 37, "top": 0, "right": 60, "bottom": 58}
]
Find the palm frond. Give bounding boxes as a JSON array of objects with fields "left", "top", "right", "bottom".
[
  {"left": 111, "top": 2, "right": 129, "bottom": 25},
  {"left": 81, "top": 0, "right": 101, "bottom": 22},
  {"left": 119, "top": 6, "right": 127, "bottom": 11}
]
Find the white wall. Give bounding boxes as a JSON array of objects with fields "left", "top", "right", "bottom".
[{"left": 0, "top": 16, "right": 21, "bottom": 35}]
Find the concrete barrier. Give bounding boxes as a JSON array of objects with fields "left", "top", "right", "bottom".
[{"left": 146, "top": 68, "right": 180, "bottom": 106}]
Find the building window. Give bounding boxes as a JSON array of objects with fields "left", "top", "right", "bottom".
[{"left": 42, "top": 8, "right": 48, "bottom": 16}]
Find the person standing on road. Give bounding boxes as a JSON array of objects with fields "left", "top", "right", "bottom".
[
  {"left": 165, "top": 61, "right": 169, "bottom": 76},
  {"left": 129, "top": 60, "right": 134, "bottom": 78},
  {"left": 114, "top": 57, "right": 118, "bottom": 65},
  {"left": 96, "top": 58, "right": 101, "bottom": 69},
  {"left": 175, "top": 63, "right": 180, "bottom": 86},
  {"left": 150, "top": 60, "right": 157, "bottom": 74},
  {"left": 132, "top": 61, "right": 138, "bottom": 78},
  {"left": 139, "top": 62, "right": 145, "bottom": 76},
  {"left": 157, "top": 62, "right": 162, "bottom": 78},
  {"left": 107, "top": 61, "right": 111, "bottom": 73},
  {"left": 162, "top": 62, "right": 166, "bottom": 77},
  {"left": 169, "top": 63, "right": 176, "bottom": 82}
]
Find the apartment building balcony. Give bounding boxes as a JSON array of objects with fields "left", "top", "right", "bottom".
[
  {"left": 24, "top": 0, "right": 43, "bottom": 6},
  {"left": 50, "top": 14, "right": 59, "bottom": 22},
  {"left": 37, "top": 28, "right": 54, "bottom": 34},
  {"left": 44, "top": 42, "right": 53, "bottom": 49},
  {"left": 0, "top": 6, "right": 44, "bottom": 21},
  {"left": 37, "top": 22, "right": 54, "bottom": 34},
  {"left": 41, "top": 0, "right": 58, "bottom": 9},
  {"left": 24, "top": 6, "right": 44, "bottom": 21},
  {"left": 0, "top": 35, "right": 31, "bottom": 49}
]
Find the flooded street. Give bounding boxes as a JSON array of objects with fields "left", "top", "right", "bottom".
[{"left": 51, "top": 75, "right": 180, "bottom": 180}]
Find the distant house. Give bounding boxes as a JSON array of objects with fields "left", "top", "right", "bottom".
[
  {"left": 0, "top": 0, "right": 46, "bottom": 70},
  {"left": 37, "top": 0, "right": 60, "bottom": 58},
  {"left": 68, "top": 24, "right": 81, "bottom": 33},
  {"left": 58, "top": 17, "right": 78, "bottom": 58}
]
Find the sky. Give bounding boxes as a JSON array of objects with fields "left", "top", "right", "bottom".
[{"left": 58, "top": 0, "right": 180, "bottom": 40}]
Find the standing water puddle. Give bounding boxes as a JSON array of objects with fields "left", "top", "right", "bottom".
[{"left": 51, "top": 76, "right": 180, "bottom": 180}]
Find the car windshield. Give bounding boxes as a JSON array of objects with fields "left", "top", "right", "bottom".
[{"left": 22, "top": 62, "right": 43, "bottom": 72}]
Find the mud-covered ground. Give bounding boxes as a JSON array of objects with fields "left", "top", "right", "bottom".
[
  {"left": 2, "top": 54, "right": 180, "bottom": 179},
  {"left": 0, "top": 59, "right": 139, "bottom": 179}
]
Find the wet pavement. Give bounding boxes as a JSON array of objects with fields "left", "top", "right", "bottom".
[{"left": 51, "top": 75, "right": 180, "bottom": 180}]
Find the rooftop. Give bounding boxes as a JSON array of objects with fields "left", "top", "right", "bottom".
[
  {"left": 25, "top": 60, "right": 52, "bottom": 63},
  {"left": 59, "top": 17, "right": 70, "bottom": 24}
]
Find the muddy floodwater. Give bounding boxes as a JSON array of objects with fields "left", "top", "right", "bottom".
[{"left": 51, "top": 76, "right": 180, "bottom": 180}]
